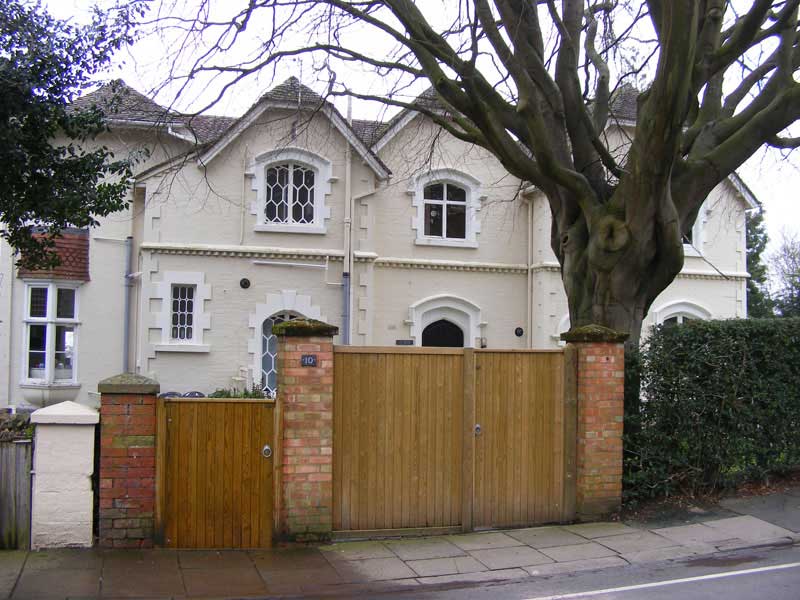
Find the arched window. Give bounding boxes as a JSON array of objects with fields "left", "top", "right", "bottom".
[
  {"left": 261, "top": 312, "right": 298, "bottom": 396},
  {"left": 410, "top": 169, "right": 483, "bottom": 248},
  {"left": 265, "top": 163, "right": 315, "bottom": 224},
  {"left": 422, "top": 319, "right": 465, "bottom": 347},
  {"left": 423, "top": 182, "right": 467, "bottom": 240},
  {"left": 653, "top": 301, "right": 712, "bottom": 327},
  {"left": 248, "top": 148, "right": 332, "bottom": 234}
]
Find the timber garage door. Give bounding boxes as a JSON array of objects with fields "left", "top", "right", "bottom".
[
  {"left": 332, "top": 347, "right": 570, "bottom": 533},
  {"left": 156, "top": 399, "right": 276, "bottom": 548}
]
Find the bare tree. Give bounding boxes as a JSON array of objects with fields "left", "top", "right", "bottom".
[
  {"left": 134, "top": 0, "right": 800, "bottom": 344},
  {"left": 771, "top": 231, "right": 800, "bottom": 317}
]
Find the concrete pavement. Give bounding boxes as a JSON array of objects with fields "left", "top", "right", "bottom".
[{"left": 1, "top": 487, "right": 799, "bottom": 599}]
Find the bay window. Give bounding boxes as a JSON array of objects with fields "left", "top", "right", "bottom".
[{"left": 24, "top": 283, "right": 79, "bottom": 384}]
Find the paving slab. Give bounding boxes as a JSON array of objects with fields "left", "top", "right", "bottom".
[
  {"left": 446, "top": 532, "right": 523, "bottom": 551},
  {"left": 720, "top": 492, "right": 800, "bottom": 533},
  {"left": 406, "top": 556, "right": 488, "bottom": 577},
  {"left": 100, "top": 564, "right": 185, "bottom": 598},
  {"left": 331, "top": 557, "right": 417, "bottom": 582},
  {"left": 384, "top": 537, "right": 466, "bottom": 561},
  {"left": 0, "top": 552, "right": 26, "bottom": 600},
  {"left": 594, "top": 530, "right": 677, "bottom": 554},
  {"left": 182, "top": 566, "right": 267, "bottom": 598},
  {"left": 469, "top": 545, "right": 553, "bottom": 570},
  {"left": 622, "top": 543, "right": 715, "bottom": 564},
  {"left": 702, "top": 515, "right": 796, "bottom": 542},
  {"left": 258, "top": 564, "right": 343, "bottom": 586},
  {"left": 507, "top": 526, "right": 588, "bottom": 548},
  {"left": 318, "top": 541, "right": 394, "bottom": 561},
  {"left": 416, "top": 567, "right": 528, "bottom": 586},
  {"left": 524, "top": 556, "right": 629, "bottom": 577},
  {"left": 249, "top": 547, "right": 329, "bottom": 571},
  {"left": 23, "top": 549, "right": 102, "bottom": 572},
  {"left": 11, "top": 568, "right": 100, "bottom": 600},
  {"left": 178, "top": 550, "right": 253, "bottom": 570},
  {"left": 101, "top": 549, "right": 179, "bottom": 569},
  {"left": 564, "top": 522, "right": 637, "bottom": 539},
  {"left": 652, "top": 523, "right": 738, "bottom": 545},
  {"left": 539, "top": 542, "right": 619, "bottom": 562}
]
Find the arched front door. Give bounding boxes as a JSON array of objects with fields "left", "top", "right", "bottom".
[
  {"left": 261, "top": 312, "right": 298, "bottom": 396},
  {"left": 421, "top": 319, "right": 464, "bottom": 347}
]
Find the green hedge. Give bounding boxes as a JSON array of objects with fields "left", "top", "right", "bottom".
[{"left": 624, "top": 318, "right": 800, "bottom": 501}]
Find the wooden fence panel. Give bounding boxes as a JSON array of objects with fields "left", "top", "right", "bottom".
[
  {"left": 473, "top": 351, "right": 565, "bottom": 529},
  {"left": 160, "top": 400, "right": 274, "bottom": 548},
  {"left": 0, "top": 440, "right": 32, "bottom": 550},
  {"left": 333, "top": 348, "right": 464, "bottom": 531}
]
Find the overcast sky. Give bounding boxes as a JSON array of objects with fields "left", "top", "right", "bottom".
[{"left": 45, "top": 0, "right": 800, "bottom": 269}]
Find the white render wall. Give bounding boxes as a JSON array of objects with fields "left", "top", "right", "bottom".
[
  {"left": 30, "top": 401, "right": 98, "bottom": 549},
  {"left": 0, "top": 104, "right": 754, "bottom": 405}
]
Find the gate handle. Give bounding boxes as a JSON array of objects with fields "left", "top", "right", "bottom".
[{"left": 261, "top": 444, "right": 273, "bottom": 459}]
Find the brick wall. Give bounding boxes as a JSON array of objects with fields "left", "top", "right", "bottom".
[
  {"left": 97, "top": 375, "right": 159, "bottom": 548},
  {"left": 276, "top": 331, "right": 335, "bottom": 541},
  {"left": 573, "top": 341, "right": 625, "bottom": 519}
]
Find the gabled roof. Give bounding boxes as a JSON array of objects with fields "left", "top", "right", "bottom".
[
  {"left": 71, "top": 80, "right": 182, "bottom": 125},
  {"left": 197, "top": 77, "right": 390, "bottom": 179}
]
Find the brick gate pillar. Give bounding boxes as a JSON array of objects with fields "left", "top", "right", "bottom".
[
  {"left": 97, "top": 374, "right": 160, "bottom": 548},
  {"left": 274, "top": 319, "right": 338, "bottom": 541},
  {"left": 561, "top": 325, "right": 628, "bottom": 521}
]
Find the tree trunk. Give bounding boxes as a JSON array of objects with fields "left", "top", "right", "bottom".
[{"left": 557, "top": 186, "right": 685, "bottom": 348}]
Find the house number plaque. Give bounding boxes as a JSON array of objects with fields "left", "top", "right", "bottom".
[{"left": 301, "top": 354, "right": 317, "bottom": 367}]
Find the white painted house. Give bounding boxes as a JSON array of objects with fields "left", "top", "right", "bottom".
[{"left": 0, "top": 78, "right": 757, "bottom": 407}]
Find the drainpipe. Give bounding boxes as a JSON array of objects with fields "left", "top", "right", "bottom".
[
  {"left": 123, "top": 236, "right": 133, "bottom": 372},
  {"left": 527, "top": 197, "right": 533, "bottom": 348},
  {"left": 342, "top": 94, "right": 353, "bottom": 344}
]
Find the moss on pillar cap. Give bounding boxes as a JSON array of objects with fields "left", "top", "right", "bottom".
[
  {"left": 98, "top": 373, "right": 160, "bottom": 395},
  {"left": 560, "top": 324, "right": 629, "bottom": 344},
  {"left": 272, "top": 318, "right": 339, "bottom": 337}
]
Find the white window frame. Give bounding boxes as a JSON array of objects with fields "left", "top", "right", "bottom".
[
  {"left": 151, "top": 271, "right": 211, "bottom": 353},
  {"left": 247, "top": 148, "right": 333, "bottom": 235},
  {"left": 652, "top": 300, "right": 712, "bottom": 326},
  {"left": 21, "top": 281, "right": 80, "bottom": 386},
  {"left": 409, "top": 169, "right": 484, "bottom": 248}
]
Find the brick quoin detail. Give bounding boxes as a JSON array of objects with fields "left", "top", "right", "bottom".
[
  {"left": 574, "top": 342, "right": 625, "bottom": 520},
  {"left": 98, "top": 388, "right": 158, "bottom": 548},
  {"left": 277, "top": 335, "right": 334, "bottom": 541}
]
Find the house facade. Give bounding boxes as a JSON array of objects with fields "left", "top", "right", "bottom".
[{"left": 0, "top": 79, "right": 756, "bottom": 407}]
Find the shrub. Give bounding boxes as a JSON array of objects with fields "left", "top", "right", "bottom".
[
  {"left": 0, "top": 413, "right": 33, "bottom": 441},
  {"left": 624, "top": 318, "right": 800, "bottom": 502}
]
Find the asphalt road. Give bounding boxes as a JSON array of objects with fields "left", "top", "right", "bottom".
[{"left": 376, "top": 544, "right": 800, "bottom": 600}]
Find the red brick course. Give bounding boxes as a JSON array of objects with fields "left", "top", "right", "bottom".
[
  {"left": 573, "top": 342, "right": 625, "bottom": 519},
  {"left": 277, "top": 335, "right": 335, "bottom": 541},
  {"left": 17, "top": 230, "right": 90, "bottom": 281},
  {"left": 98, "top": 392, "right": 157, "bottom": 548}
]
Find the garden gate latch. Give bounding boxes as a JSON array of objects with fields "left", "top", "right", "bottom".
[
  {"left": 261, "top": 444, "right": 273, "bottom": 459},
  {"left": 474, "top": 424, "right": 482, "bottom": 436}
]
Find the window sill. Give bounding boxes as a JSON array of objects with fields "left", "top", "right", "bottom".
[
  {"left": 415, "top": 238, "right": 478, "bottom": 249},
  {"left": 20, "top": 383, "right": 81, "bottom": 406},
  {"left": 255, "top": 223, "right": 326, "bottom": 235},
  {"left": 155, "top": 344, "right": 210, "bottom": 353},
  {"left": 20, "top": 382, "right": 81, "bottom": 389}
]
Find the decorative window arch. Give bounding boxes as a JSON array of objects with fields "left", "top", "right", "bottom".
[
  {"left": 408, "top": 168, "right": 484, "bottom": 248},
  {"left": 652, "top": 300, "right": 712, "bottom": 326},
  {"left": 247, "top": 147, "right": 333, "bottom": 234},
  {"left": 406, "top": 294, "right": 484, "bottom": 347},
  {"left": 247, "top": 290, "right": 326, "bottom": 389}
]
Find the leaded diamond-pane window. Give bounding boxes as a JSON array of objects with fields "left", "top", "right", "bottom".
[
  {"left": 265, "top": 163, "right": 315, "bottom": 225},
  {"left": 171, "top": 285, "right": 195, "bottom": 341},
  {"left": 261, "top": 312, "right": 298, "bottom": 396}
]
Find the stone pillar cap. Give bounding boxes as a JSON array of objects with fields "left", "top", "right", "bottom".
[
  {"left": 98, "top": 373, "right": 160, "bottom": 395},
  {"left": 561, "top": 324, "right": 629, "bottom": 344},
  {"left": 272, "top": 318, "right": 339, "bottom": 337},
  {"left": 31, "top": 400, "right": 99, "bottom": 425}
]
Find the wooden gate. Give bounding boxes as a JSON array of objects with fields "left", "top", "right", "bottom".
[
  {"left": 333, "top": 347, "right": 574, "bottom": 534},
  {"left": 0, "top": 440, "right": 32, "bottom": 549},
  {"left": 156, "top": 399, "right": 275, "bottom": 548}
]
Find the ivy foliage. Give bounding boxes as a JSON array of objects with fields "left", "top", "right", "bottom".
[
  {"left": 0, "top": 0, "right": 141, "bottom": 268},
  {"left": 624, "top": 318, "right": 800, "bottom": 502}
]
